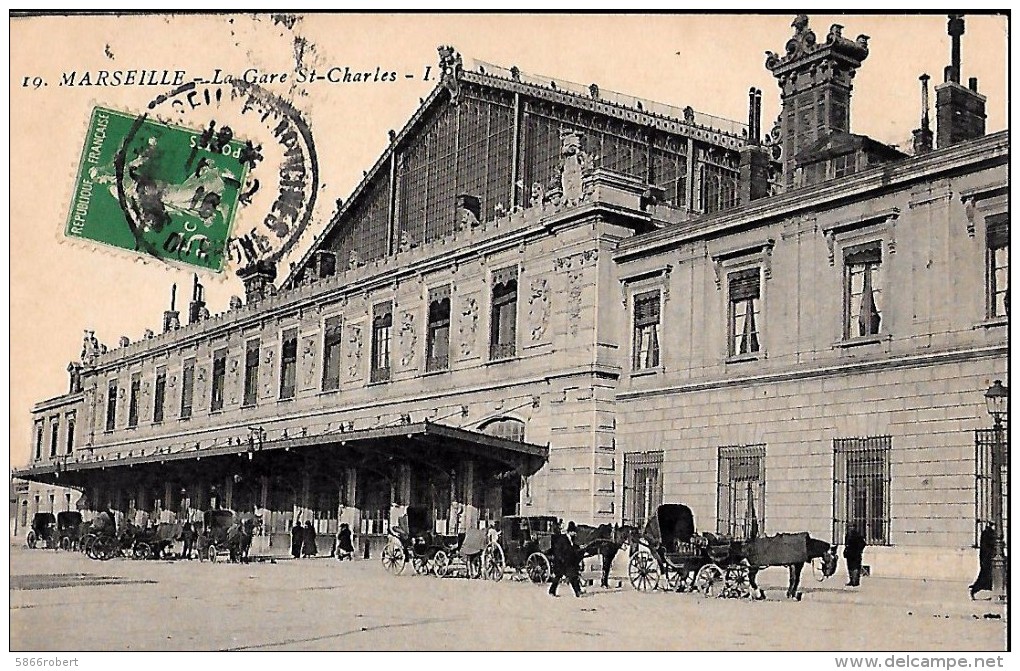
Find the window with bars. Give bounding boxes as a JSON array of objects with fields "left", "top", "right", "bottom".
[
  {"left": 426, "top": 286, "right": 451, "bottom": 372},
  {"left": 280, "top": 329, "right": 298, "bottom": 399},
  {"left": 833, "top": 436, "right": 891, "bottom": 546},
  {"left": 623, "top": 451, "right": 664, "bottom": 529},
  {"left": 700, "top": 162, "right": 739, "bottom": 214},
  {"left": 210, "top": 349, "right": 227, "bottom": 411},
  {"left": 717, "top": 445, "right": 766, "bottom": 540},
  {"left": 49, "top": 418, "right": 59, "bottom": 457},
  {"left": 632, "top": 290, "right": 661, "bottom": 370},
  {"left": 106, "top": 380, "right": 118, "bottom": 431},
  {"left": 321, "top": 317, "right": 342, "bottom": 392},
  {"left": 128, "top": 373, "right": 141, "bottom": 427},
  {"left": 65, "top": 416, "right": 74, "bottom": 454},
  {"left": 153, "top": 367, "right": 167, "bottom": 423},
  {"left": 728, "top": 268, "right": 762, "bottom": 356},
  {"left": 244, "top": 340, "right": 260, "bottom": 405},
  {"left": 844, "top": 242, "right": 883, "bottom": 338},
  {"left": 490, "top": 267, "right": 518, "bottom": 360},
  {"left": 986, "top": 215, "right": 1009, "bottom": 319},
  {"left": 180, "top": 359, "right": 195, "bottom": 419},
  {"left": 975, "top": 428, "right": 1009, "bottom": 547},
  {"left": 371, "top": 302, "right": 393, "bottom": 383}
]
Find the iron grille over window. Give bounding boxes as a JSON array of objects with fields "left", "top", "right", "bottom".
[
  {"left": 280, "top": 329, "right": 298, "bottom": 399},
  {"left": 623, "top": 451, "right": 664, "bottom": 529},
  {"left": 986, "top": 215, "right": 1009, "bottom": 319},
  {"left": 833, "top": 436, "right": 891, "bottom": 546},
  {"left": 106, "top": 380, "right": 118, "bottom": 431},
  {"left": 975, "top": 428, "right": 1009, "bottom": 547},
  {"left": 153, "top": 367, "right": 167, "bottom": 423},
  {"left": 321, "top": 318, "right": 342, "bottom": 392},
  {"left": 844, "top": 242, "right": 883, "bottom": 338},
  {"left": 490, "top": 267, "right": 518, "bottom": 360},
  {"left": 49, "top": 419, "right": 59, "bottom": 457},
  {"left": 717, "top": 444, "right": 766, "bottom": 540},
  {"left": 128, "top": 373, "right": 141, "bottom": 427},
  {"left": 244, "top": 340, "right": 260, "bottom": 405},
  {"left": 210, "top": 349, "right": 227, "bottom": 411},
  {"left": 371, "top": 302, "right": 392, "bottom": 383},
  {"left": 632, "top": 290, "right": 661, "bottom": 370},
  {"left": 728, "top": 268, "right": 761, "bottom": 356},
  {"left": 180, "top": 359, "right": 195, "bottom": 419},
  {"left": 427, "top": 286, "right": 451, "bottom": 372}
]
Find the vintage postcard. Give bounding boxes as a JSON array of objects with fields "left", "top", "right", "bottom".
[{"left": 9, "top": 12, "right": 1010, "bottom": 659}]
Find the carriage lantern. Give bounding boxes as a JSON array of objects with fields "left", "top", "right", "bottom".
[{"left": 984, "top": 380, "right": 1008, "bottom": 604}]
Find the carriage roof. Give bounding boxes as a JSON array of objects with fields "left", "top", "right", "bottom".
[
  {"left": 31, "top": 512, "right": 56, "bottom": 528},
  {"left": 402, "top": 505, "right": 431, "bottom": 534},
  {"left": 204, "top": 509, "right": 236, "bottom": 528},
  {"left": 56, "top": 511, "right": 83, "bottom": 527},
  {"left": 643, "top": 504, "right": 695, "bottom": 548}
]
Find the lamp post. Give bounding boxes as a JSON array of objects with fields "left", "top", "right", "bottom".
[{"left": 984, "top": 379, "right": 1009, "bottom": 603}]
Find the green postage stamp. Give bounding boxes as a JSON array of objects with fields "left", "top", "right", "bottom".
[{"left": 64, "top": 106, "right": 249, "bottom": 272}]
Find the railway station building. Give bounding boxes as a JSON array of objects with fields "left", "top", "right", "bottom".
[{"left": 14, "top": 15, "right": 1008, "bottom": 579}]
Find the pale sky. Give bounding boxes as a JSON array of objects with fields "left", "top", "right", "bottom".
[{"left": 9, "top": 13, "right": 1008, "bottom": 467}]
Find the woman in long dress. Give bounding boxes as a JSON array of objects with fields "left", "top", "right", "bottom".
[
  {"left": 290, "top": 521, "right": 304, "bottom": 559},
  {"left": 302, "top": 520, "right": 318, "bottom": 557},
  {"left": 970, "top": 524, "right": 996, "bottom": 598}
]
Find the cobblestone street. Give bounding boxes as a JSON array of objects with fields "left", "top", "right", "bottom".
[{"left": 9, "top": 545, "right": 1007, "bottom": 652}]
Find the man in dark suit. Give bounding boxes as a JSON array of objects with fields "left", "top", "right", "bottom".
[{"left": 549, "top": 521, "right": 583, "bottom": 597}]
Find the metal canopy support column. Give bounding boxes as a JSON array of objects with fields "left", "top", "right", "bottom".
[{"left": 460, "top": 459, "right": 477, "bottom": 530}]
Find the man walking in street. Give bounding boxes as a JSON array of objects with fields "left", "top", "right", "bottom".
[
  {"left": 549, "top": 521, "right": 583, "bottom": 597},
  {"left": 844, "top": 525, "right": 867, "bottom": 587}
]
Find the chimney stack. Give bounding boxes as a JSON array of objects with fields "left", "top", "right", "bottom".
[
  {"left": 739, "top": 87, "right": 770, "bottom": 204},
  {"left": 162, "top": 283, "right": 180, "bottom": 333},
  {"left": 935, "top": 14, "right": 986, "bottom": 149},
  {"left": 911, "top": 74, "right": 934, "bottom": 154},
  {"left": 237, "top": 260, "right": 278, "bottom": 303},
  {"left": 188, "top": 274, "right": 206, "bottom": 324}
]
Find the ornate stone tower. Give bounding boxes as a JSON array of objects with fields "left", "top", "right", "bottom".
[{"left": 766, "top": 15, "right": 870, "bottom": 187}]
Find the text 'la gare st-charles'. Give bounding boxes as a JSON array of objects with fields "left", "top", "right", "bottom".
[{"left": 56, "top": 66, "right": 416, "bottom": 88}]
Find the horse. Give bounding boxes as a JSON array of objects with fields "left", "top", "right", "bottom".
[
  {"left": 574, "top": 524, "right": 639, "bottom": 588},
  {"left": 744, "top": 535, "right": 839, "bottom": 600},
  {"left": 225, "top": 517, "right": 257, "bottom": 563}
]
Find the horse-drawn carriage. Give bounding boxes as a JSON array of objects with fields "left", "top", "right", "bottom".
[
  {"left": 25, "top": 512, "right": 57, "bottom": 549},
  {"left": 629, "top": 503, "right": 839, "bottom": 599},
  {"left": 56, "top": 511, "right": 84, "bottom": 551},
  {"left": 381, "top": 506, "right": 504, "bottom": 580},
  {"left": 496, "top": 515, "right": 560, "bottom": 583},
  {"left": 131, "top": 522, "right": 186, "bottom": 560},
  {"left": 196, "top": 509, "right": 255, "bottom": 562}
]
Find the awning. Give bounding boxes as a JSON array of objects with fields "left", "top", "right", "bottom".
[{"left": 11, "top": 421, "right": 549, "bottom": 485}]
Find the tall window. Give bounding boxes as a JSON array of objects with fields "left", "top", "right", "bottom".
[
  {"left": 180, "top": 358, "right": 195, "bottom": 419},
  {"left": 632, "top": 290, "right": 661, "bottom": 370},
  {"left": 128, "top": 372, "right": 141, "bottom": 427},
  {"left": 280, "top": 329, "right": 298, "bottom": 399},
  {"left": 728, "top": 268, "right": 761, "bottom": 356},
  {"left": 426, "top": 286, "right": 451, "bottom": 372},
  {"left": 106, "top": 380, "right": 118, "bottom": 431},
  {"left": 834, "top": 436, "right": 891, "bottom": 546},
  {"left": 371, "top": 302, "right": 392, "bottom": 383},
  {"left": 623, "top": 451, "right": 664, "bottom": 529},
  {"left": 490, "top": 266, "right": 518, "bottom": 360},
  {"left": 34, "top": 422, "right": 43, "bottom": 460},
  {"left": 717, "top": 445, "right": 766, "bottom": 540},
  {"left": 321, "top": 318, "right": 342, "bottom": 391},
  {"left": 844, "top": 242, "right": 883, "bottom": 338},
  {"left": 243, "top": 339, "right": 260, "bottom": 406},
  {"left": 49, "top": 418, "right": 59, "bottom": 457},
  {"left": 210, "top": 348, "right": 227, "bottom": 411},
  {"left": 153, "top": 367, "right": 167, "bottom": 423},
  {"left": 65, "top": 416, "right": 74, "bottom": 454},
  {"left": 987, "top": 214, "right": 1009, "bottom": 319}
]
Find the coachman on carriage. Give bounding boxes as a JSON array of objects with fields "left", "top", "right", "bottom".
[{"left": 381, "top": 505, "right": 504, "bottom": 580}]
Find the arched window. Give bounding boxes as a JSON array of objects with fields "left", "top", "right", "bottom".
[{"left": 479, "top": 417, "right": 525, "bottom": 443}]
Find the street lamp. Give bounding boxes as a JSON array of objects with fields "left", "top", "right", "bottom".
[{"left": 984, "top": 379, "right": 1009, "bottom": 603}]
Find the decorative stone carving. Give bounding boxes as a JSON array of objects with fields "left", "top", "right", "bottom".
[
  {"left": 301, "top": 336, "right": 316, "bottom": 387},
  {"left": 81, "top": 330, "right": 101, "bottom": 366},
  {"left": 559, "top": 129, "right": 597, "bottom": 207},
  {"left": 229, "top": 296, "right": 243, "bottom": 310},
  {"left": 527, "top": 278, "right": 550, "bottom": 343},
  {"left": 346, "top": 323, "right": 363, "bottom": 379},
  {"left": 262, "top": 350, "right": 275, "bottom": 399},
  {"left": 566, "top": 270, "right": 584, "bottom": 337},
  {"left": 437, "top": 45, "right": 463, "bottom": 103},
  {"left": 530, "top": 182, "right": 545, "bottom": 209},
  {"left": 348, "top": 249, "right": 361, "bottom": 271},
  {"left": 398, "top": 312, "right": 417, "bottom": 368},
  {"left": 458, "top": 296, "right": 479, "bottom": 358},
  {"left": 143, "top": 329, "right": 155, "bottom": 339}
]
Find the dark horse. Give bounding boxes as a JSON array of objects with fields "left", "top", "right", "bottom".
[
  {"left": 226, "top": 517, "right": 257, "bottom": 563},
  {"left": 574, "top": 524, "right": 639, "bottom": 588},
  {"left": 744, "top": 534, "right": 839, "bottom": 600}
]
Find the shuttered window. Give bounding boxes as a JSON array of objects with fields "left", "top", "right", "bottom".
[
  {"left": 180, "top": 359, "right": 195, "bottom": 419},
  {"left": 371, "top": 303, "right": 393, "bottom": 382},
  {"left": 106, "top": 380, "right": 118, "bottom": 431},
  {"left": 153, "top": 368, "right": 167, "bottom": 423},
  {"left": 632, "top": 290, "right": 660, "bottom": 370},
  {"left": 128, "top": 373, "right": 141, "bottom": 427},
  {"left": 210, "top": 349, "right": 227, "bottom": 411},
  {"left": 243, "top": 340, "right": 260, "bottom": 405},
  {"left": 427, "top": 286, "right": 451, "bottom": 372},
  {"left": 321, "top": 317, "right": 342, "bottom": 391},
  {"left": 280, "top": 329, "right": 298, "bottom": 399},
  {"left": 490, "top": 266, "right": 518, "bottom": 360}
]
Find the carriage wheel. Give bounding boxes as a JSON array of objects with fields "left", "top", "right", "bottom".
[
  {"left": 411, "top": 555, "right": 429, "bottom": 576},
  {"left": 96, "top": 537, "right": 117, "bottom": 561},
  {"left": 432, "top": 550, "right": 450, "bottom": 578},
  {"left": 207, "top": 544, "right": 219, "bottom": 563},
  {"left": 59, "top": 536, "right": 72, "bottom": 552},
  {"left": 695, "top": 564, "right": 725, "bottom": 597},
  {"left": 133, "top": 542, "right": 152, "bottom": 561},
  {"left": 725, "top": 564, "right": 752, "bottom": 599},
  {"left": 380, "top": 541, "right": 406, "bottom": 575},
  {"left": 628, "top": 552, "right": 660, "bottom": 592},
  {"left": 526, "top": 552, "right": 551, "bottom": 584},
  {"left": 80, "top": 535, "right": 95, "bottom": 554},
  {"left": 666, "top": 567, "right": 688, "bottom": 592},
  {"left": 483, "top": 543, "right": 505, "bottom": 582},
  {"left": 26, "top": 531, "right": 36, "bottom": 549}
]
